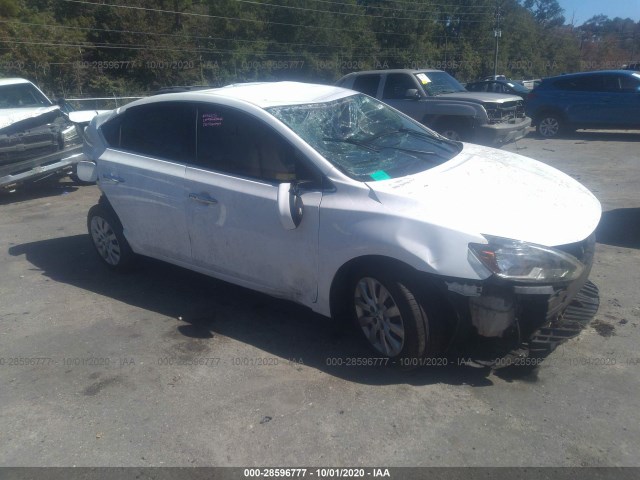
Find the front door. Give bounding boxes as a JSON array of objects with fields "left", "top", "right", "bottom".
[{"left": 185, "top": 104, "right": 322, "bottom": 304}]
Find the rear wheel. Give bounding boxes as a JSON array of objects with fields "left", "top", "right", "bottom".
[
  {"left": 350, "top": 266, "right": 436, "bottom": 362},
  {"left": 87, "top": 204, "right": 135, "bottom": 271}
]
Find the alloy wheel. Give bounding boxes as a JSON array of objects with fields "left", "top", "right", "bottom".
[
  {"left": 354, "top": 277, "right": 405, "bottom": 357},
  {"left": 90, "top": 216, "right": 121, "bottom": 266}
]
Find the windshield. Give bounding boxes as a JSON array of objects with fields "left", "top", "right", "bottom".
[
  {"left": 267, "top": 94, "right": 461, "bottom": 182},
  {"left": 506, "top": 82, "right": 530, "bottom": 94},
  {"left": 0, "top": 83, "right": 52, "bottom": 109},
  {"left": 414, "top": 71, "right": 466, "bottom": 96}
]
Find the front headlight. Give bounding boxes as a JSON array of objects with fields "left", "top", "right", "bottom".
[{"left": 468, "top": 235, "right": 584, "bottom": 283}]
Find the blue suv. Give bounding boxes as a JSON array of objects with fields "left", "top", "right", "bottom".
[{"left": 526, "top": 70, "right": 640, "bottom": 138}]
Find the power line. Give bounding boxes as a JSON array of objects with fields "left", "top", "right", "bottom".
[
  {"left": 61, "top": 0, "right": 495, "bottom": 34},
  {"left": 289, "top": 0, "right": 494, "bottom": 10},
  {"left": 0, "top": 19, "right": 477, "bottom": 54},
  {"left": 231, "top": 0, "right": 494, "bottom": 17}
]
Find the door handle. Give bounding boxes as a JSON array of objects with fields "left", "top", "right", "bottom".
[
  {"left": 102, "top": 173, "right": 125, "bottom": 183},
  {"left": 189, "top": 193, "right": 218, "bottom": 205}
]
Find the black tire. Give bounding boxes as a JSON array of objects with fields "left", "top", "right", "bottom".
[
  {"left": 349, "top": 266, "right": 438, "bottom": 363},
  {"left": 536, "top": 113, "right": 564, "bottom": 138},
  {"left": 87, "top": 204, "right": 135, "bottom": 272}
]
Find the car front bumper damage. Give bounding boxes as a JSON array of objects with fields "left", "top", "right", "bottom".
[
  {"left": 444, "top": 234, "right": 598, "bottom": 362},
  {"left": 475, "top": 116, "right": 532, "bottom": 146}
]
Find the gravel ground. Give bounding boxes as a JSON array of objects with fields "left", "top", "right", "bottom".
[{"left": 1, "top": 129, "right": 639, "bottom": 468}]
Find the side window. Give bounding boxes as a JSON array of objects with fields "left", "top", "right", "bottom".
[
  {"left": 100, "top": 116, "right": 122, "bottom": 147},
  {"left": 382, "top": 74, "right": 418, "bottom": 100},
  {"left": 615, "top": 75, "right": 640, "bottom": 93},
  {"left": 197, "top": 105, "right": 309, "bottom": 183},
  {"left": 554, "top": 75, "right": 603, "bottom": 92},
  {"left": 352, "top": 74, "right": 381, "bottom": 97},
  {"left": 602, "top": 75, "right": 621, "bottom": 92},
  {"left": 118, "top": 103, "right": 196, "bottom": 163}
]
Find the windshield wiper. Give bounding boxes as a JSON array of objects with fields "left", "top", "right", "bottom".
[
  {"left": 395, "top": 128, "right": 460, "bottom": 148},
  {"left": 323, "top": 137, "right": 380, "bottom": 152}
]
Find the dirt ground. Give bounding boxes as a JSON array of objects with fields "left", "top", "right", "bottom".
[{"left": 1, "top": 129, "right": 639, "bottom": 468}]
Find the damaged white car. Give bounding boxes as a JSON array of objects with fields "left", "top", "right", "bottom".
[{"left": 78, "top": 82, "right": 601, "bottom": 363}]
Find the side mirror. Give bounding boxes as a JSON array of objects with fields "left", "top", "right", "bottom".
[
  {"left": 404, "top": 89, "right": 420, "bottom": 99},
  {"left": 76, "top": 160, "right": 98, "bottom": 183},
  {"left": 277, "top": 182, "right": 304, "bottom": 230}
]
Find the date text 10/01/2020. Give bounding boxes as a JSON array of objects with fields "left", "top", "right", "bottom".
[{"left": 243, "top": 468, "right": 391, "bottom": 478}]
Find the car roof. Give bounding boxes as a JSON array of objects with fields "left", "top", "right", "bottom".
[
  {"left": 546, "top": 70, "right": 638, "bottom": 80},
  {"left": 343, "top": 69, "right": 444, "bottom": 76},
  {"left": 0, "top": 78, "right": 33, "bottom": 86},
  {"left": 469, "top": 79, "right": 510, "bottom": 84},
  {"left": 121, "top": 81, "right": 355, "bottom": 111}
]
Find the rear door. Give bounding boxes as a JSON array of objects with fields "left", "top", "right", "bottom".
[
  {"left": 96, "top": 102, "right": 194, "bottom": 262},
  {"left": 554, "top": 75, "right": 611, "bottom": 125}
]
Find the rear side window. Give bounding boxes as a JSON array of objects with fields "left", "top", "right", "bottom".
[
  {"left": 467, "top": 83, "right": 487, "bottom": 92},
  {"left": 352, "top": 74, "right": 381, "bottom": 97},
  {"left": 100, "top": 117, "right": 121, "bottom": 147},
  {"left": 110, "top": 102, "right": 196, "bottom": 163}
]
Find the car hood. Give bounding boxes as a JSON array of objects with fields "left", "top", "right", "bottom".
[
  {"left": 68, "top": 109, "right": 110, "bottom": 124},
  {"left": 0, "top": 106, "right": 60, "bottom": 130},
  {"left": 364, "top": 144, "right": 601, "bottom": 247},
  {"left": 438, "top": 91, "right": 522, "bottom": 104}
]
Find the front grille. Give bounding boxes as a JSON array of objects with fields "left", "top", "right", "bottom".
[
  {"left": 527, "top": 280, "right": 600, "bottom": 355},
  {"left": 485, "top": 100, "right": 526, "bottom": 124}
]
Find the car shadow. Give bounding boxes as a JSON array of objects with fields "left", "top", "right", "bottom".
[
  {"left": 596, "top": 208, "right": 640, "bottom": 249},
  {"left": 571, "top": 130, "right": 640, "bottom": 142},
  {"left": 525, "top": 130, "right": 640, "bottom": 142},
  {"left": 8, "top": 234, "right": 548, "bottom": 387},
  {"left": 0, "top": 178, "right": 78, "bottom": 205}
]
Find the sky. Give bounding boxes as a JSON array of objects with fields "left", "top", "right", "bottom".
[{"left": 557, "top": 0, "right": 640, "bottom": 25}]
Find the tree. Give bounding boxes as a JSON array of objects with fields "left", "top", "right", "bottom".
[{"left": 522, "top": 0, "right": 564, "bottom": 28}]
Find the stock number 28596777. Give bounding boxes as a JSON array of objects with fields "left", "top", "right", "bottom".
[{"left": 325, "top": 357, "right": 389, "bottom": 367}]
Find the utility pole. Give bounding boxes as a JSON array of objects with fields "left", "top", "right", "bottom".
[{"left": 493, "top": 0, "right": 502, "bottom": 78}]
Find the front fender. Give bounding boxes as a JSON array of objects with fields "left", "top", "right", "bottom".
[
  {"left": 420, "top": 100, "right": 487, "bottom": 124},
  {"left": 313, "top": 186, "right": 486, "bottom": 317}
]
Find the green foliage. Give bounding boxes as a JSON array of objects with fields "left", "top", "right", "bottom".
[{"left": 0, "top": 0, "right": 637, "bottom": 97}]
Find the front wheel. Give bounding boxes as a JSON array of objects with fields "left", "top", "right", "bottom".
[
  {"left": 536, "top": 114, "right": 564, "bottom": 138},
  {"left": 433, "top": 119, "right": 469, "bottom": 142},
  {"left": 87, "top": 204, "right": 135, "bottom": 271},
  {"left": 350, "top": 267, "right": 434, "bottom": 362}
]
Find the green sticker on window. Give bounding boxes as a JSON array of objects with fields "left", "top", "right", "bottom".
[{"left": 370, "top": 170, "right": 391, "bottom": 181}]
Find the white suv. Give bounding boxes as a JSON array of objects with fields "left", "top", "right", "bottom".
[{"left": 78, "top": 82, "right": 601, "bottom": 364}]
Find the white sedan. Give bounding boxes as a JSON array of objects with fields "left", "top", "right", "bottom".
[{"left": 78, "top": 81, "right": 601, "bottom": 364}]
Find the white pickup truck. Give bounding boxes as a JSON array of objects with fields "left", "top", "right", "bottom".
[{"left": 0, "top": 78, "right": 101, "bottom": 190}]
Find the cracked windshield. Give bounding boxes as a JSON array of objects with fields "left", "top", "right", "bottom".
[{"left": 268, "top": 94, "right": 461, "bottom": 181}]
